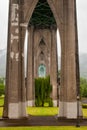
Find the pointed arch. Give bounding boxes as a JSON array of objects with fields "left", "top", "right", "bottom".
[
  {"left": 34, "top": 35, "right": 49, "bottom": 57},
  {"left": 47, "top": 0, "right": 62, "bottom": 27},
  {"left": 25, "top": 0, "right": 38, "bottom": 24},
  {"left": 39, "top": 51, "right": 45, "bottom": 61},
  {"left": 39, "top": 39, "right": 46, "bottom": 47},
  {"left": 24, "top": 0, "right": 61, "bottom": 27}
]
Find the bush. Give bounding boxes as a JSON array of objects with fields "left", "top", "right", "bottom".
[
  {"left": 48, "top": 98, "right": 53, "bottom": 107},
  {"left": 82, "top": 104, "right": 87, "bottom": 109},
  {"left": 35, "top": 76, "right": 53, "bottom": 107},
  {"left": 0, "top": 78, "right": 5, "bottom": 84},
  {"left": 0, "top": 84, "right": 5, "bottom": 96},
  {"left": 80, "top": 78, "right": 87, "bottom": 97}
]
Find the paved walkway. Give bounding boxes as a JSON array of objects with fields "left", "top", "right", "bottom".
[{"left": 0, "top": 116, "right": 87, "bottom": 127}]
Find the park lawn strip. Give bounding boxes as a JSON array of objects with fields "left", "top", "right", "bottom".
[
  {"left": 82, "top": 109, "right": 87, "bottom": 118},
  {"left": 0, "top": 107, "right": 3, "bottom": 117},
  {"left": 0, "top": 107, "right": 87, "bottom": 117},
  {"left": 0, "top": 97, "right": 87, "bottom": 117},
  {"left": 27, "top": 107, "right": 58, "bottom": 116},
  {"left": 0, "top": 97, "right": 4, "bottom": 107},
  {"left": 0, "top": 127, "right": 87, "bottom": 130}
]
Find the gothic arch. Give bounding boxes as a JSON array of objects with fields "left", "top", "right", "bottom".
[
  {"left": 3, "top": 0, "right": 82, "bottom": 119},
  {"left": 24, "top": 0, "right": 61, "bottom": 28},
  {"left": 35, "top": 37, "right": 49, "bottom": 57}
]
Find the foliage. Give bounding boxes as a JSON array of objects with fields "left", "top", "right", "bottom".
[
  {"left": 82, "top": 104, "right": 87, "bottom": 109},
  {"left": 80, "top": 78, "right": 87, "bottom": 97},
  {"left": 0, "top": 84, "right": 5, "bottom": 96},
  {"left": 35, "top": 76, "right": 53, "bottom": 107},
  {"left": 57, "top": 71, "right": 87, "bottom": 98},
  {"left": 0, "top": 77, "right": 5, "bottom": 84}
]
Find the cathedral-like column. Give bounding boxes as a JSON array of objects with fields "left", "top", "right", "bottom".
[
  {"left": 26, "top": 26, "right": 35, "bottom": 106},
  {"left": 3, "top": 0, "right": 11, "bottom": 118},
  {"left": 58, "top": 0, "right": 82, "bottom": 119},
  {"left": 19, "top": 26, "right": 27, "bottom": 119},
  {"left": 3, "top": 0, "right": 26, "bottom": 119},
  {"left": 50, "top": 26, "right": 58, "bottom": 107}
]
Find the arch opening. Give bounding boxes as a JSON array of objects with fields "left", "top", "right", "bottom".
[
  {"left": 38, "top": 64, "right": 46, "bottom": 77},
  {"left": 26, "top": 0, "right": 59, "bottom": 109},
  {"left": 28, "top": 0, "right": 57, "bottom": 28},
  {"left": 3, "top": 0, "right": 83, "bottom": 119}
]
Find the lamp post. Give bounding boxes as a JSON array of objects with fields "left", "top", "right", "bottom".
[{"left": 76, "top": 95, "right": 80, "bottom": 127}]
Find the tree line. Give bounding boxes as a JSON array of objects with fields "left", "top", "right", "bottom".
[{"left": 0, "top": 77, "right": 87, "bottom": 99}]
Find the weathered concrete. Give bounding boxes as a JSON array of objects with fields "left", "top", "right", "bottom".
[
  {"left": 26, "top": 26, "right": 58, "bottom": 106},
  {"left": 26, "top": 26, "right": 35, "bottom": 107},
  {"left": 3, "top": 0, "right": 82, "bottom": 119}
]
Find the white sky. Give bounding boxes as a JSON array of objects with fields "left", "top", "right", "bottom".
[{"left": 0, "top": 0, "right": 87, "bottom": 55}]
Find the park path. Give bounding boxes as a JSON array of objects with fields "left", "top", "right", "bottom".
[{"left": 0, "top": 116, "right": 87, "bottom": 127}]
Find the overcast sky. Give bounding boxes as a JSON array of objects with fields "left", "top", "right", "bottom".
[{"left": 0, "top": 0, "right": 87, "bottom": 55}]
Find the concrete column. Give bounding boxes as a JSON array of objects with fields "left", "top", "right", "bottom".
[
  {"left": 26, "top": 26, "right": 35, "bottom": 106},
  {"left": 3, "top": 0, "right": 11, "bottom": 118},
  {"left": 3, "top": 0, "right": 27, "bottom": 119},
  {"left": 58, "top": 0, "right": 82, "bottom": 119},
  {"left": 19, "top": 27, "right": 27, "bottom": 118},
  {"left": 50, "top": 26, "right": 58, "bottom": 107}
]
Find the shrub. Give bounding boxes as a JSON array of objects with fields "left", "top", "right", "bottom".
[
  {"left": 0, "top": 84, "right": 5, "bottom": 96},
  {"left": 82, "top": 104, "right": 87, "bottom": 109},
  {"left": 35, "top": 76, "right": 53, "bottom": 107},
  {"left": 80, "top": 78, "right": 87, "bottom": 97}
]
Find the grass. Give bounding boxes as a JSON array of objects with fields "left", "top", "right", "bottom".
[
  {"left": 0, "top": 106, "right": 87, "bottom": 117},
  {"left": 0, "top": 97, "right": 87, "bottom": 117},
  {"left": 0, "top": 96, "right": 4, "bottom": 107},
  {"left": 27, "top": 107, "right": 58, "bottom": 116},
  {"left": 82, "top": 109, "right": 87, "bottom": 118},
  {"left": 0, "top": 127, "right": 87, "bottom": 130},
  {"left": 0, "top": 97, "right": 87, "bottom": 129},
  {"left": 0, "top": 107, "right": 3, "bottom": 116}
]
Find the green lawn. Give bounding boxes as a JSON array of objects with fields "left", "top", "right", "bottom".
[
  {"left": 0, "top": 98, "right": 87, "bottom": 129},
  {"left": 0, "top": 127, "right": 87, "bottom": 130},
  {"left": 0, "top": 106, "right": 87, "bottom": 117},
  {"left": 0, "top": 96, "right": 4, "bottom": 107},
  {"left": 0, "top": 107, "right": 3, "bottom": 116},
  {"left": 27, "top": 107, "right": 58, "bottom": 116},
  {"left": 0, "top": 97, "right": 87, "bottom": 117}
]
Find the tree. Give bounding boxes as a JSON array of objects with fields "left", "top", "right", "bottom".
[
  {"left": 35, "top": 76, "right": 53, "bottom": 107},
  {"left": 0, "top": 84, "right": 5, "bottom": 96},
  {"left": 80, "top": 77, "right": 87, "bottom": 97}
]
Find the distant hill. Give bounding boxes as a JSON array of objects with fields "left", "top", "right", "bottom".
[{"left": 0, "top": 49, "right": 87, "bottom": 78}]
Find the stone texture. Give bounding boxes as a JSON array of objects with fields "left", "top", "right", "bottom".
[
  {"left": 3, "top": 0, "right": 82, "bottom": 119},
  {"left": 58, "top": 101, "right": 83, "bottom": 119},
  {"left": 26, "top": 26, "right": 35, "bottom": 105},
  {"left": 27, "top": 26, "right": 58, "bottom": 106}
]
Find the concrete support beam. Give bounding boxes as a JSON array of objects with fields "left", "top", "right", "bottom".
[
  {"left": 58, "top": 101, "right": 82, "bottom": 119},
  {"left": 26, "top": 26, "right": 35, "bottom": 106},
  {"left": 3, "top": 0, "right": 27, "bottom": 119},
  {"left": 59, "top": 0, "right": 82, "bottom": 118},
  {"left": 50, "top": 27, "right": 58, "bottom": 107},
  {"left": 3, "top": 0, "right": 83, "bottom": 119}
]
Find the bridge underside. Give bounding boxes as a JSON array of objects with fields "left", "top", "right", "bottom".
[
  {"left": 3, "top": 0, "right": 83, "bottom": 119},
  {"left": 29, "top": 0, "right": 56, "bottom": 28}
]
